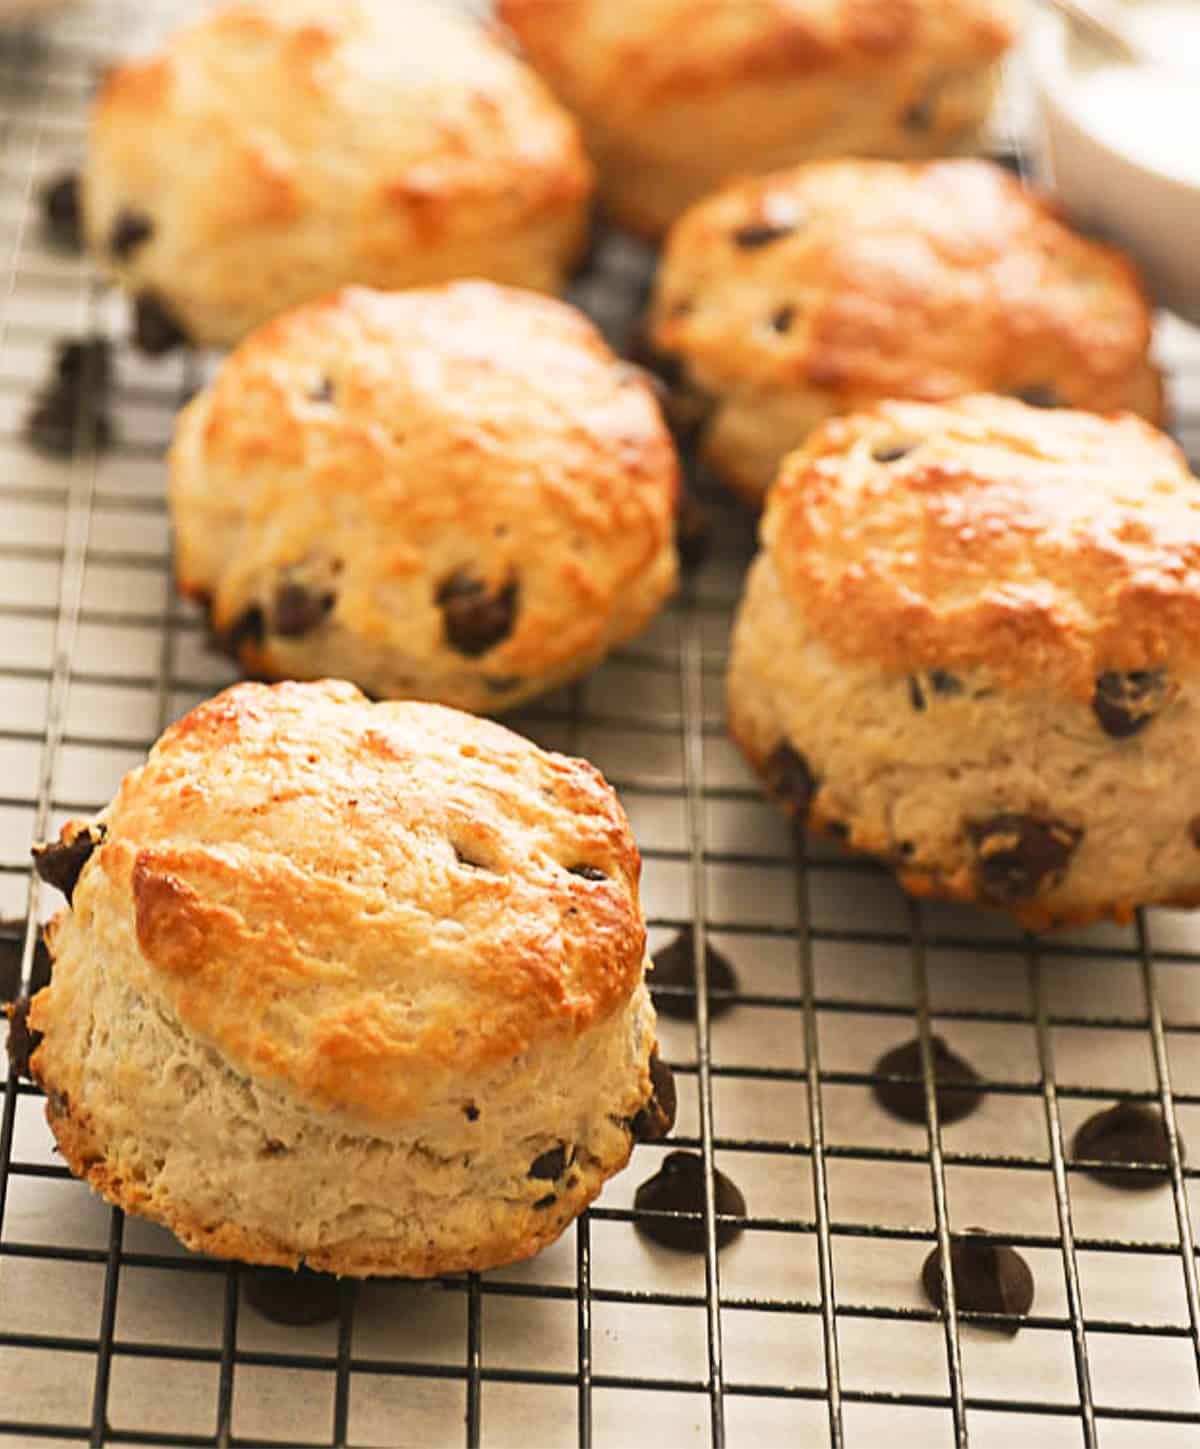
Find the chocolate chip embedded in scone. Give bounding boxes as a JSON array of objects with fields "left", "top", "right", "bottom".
[
  {"left": 968, "top": 815, "right": 1082, "bottom": 905},
  {"left": 26, "top": 680, "right": 664, "bottom": 1276},
  {"left": 629, "top": 1048, "right": 677, "bottom": 1142},
  {"left": 169, "top": 283, "right": 679, "bottom": 714},
  {"left": 727, "top": 395, "right": 1200, "bottom": 929},
  {"left": 133, "top": 292, "right": 189, "bottom": 356},
  {"left": 33, "top": 823, "right": 106, "bottom": 905}
]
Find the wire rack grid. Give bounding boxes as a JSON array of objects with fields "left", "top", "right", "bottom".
[{"left": 4, "top": 3, "right": 1200, "bottom": 1447}]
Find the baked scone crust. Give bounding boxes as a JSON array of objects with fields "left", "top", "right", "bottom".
[
  {"left": 84, "top": 0, "right": 594, "bottom": 348},
  {"left": 30, "top": 681, "right": 664, "bottom": 1274},
  {"left": 728, "top": 397, "right": 1200, "bottom": 929},
  {"left": 499, "top": 0, "right": 1018, "bottom": 238},
  {"left": 169, "top": 283, "right": 679, "bottom": 712},
  {"left": 651, "top": 160, "right": 1165, "bottom": 504}
]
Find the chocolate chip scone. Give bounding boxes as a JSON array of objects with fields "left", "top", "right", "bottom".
[
  {"left": 498, "top": 0, "right": 1017, "bottom": 240},
  {"left": 169, "top": 283, "right": 679, "bottom": 712},
  {"left": 649, "top": 159, "right": 1164, "bottom": 506},
  {"left": 26, "top": 680, "right": 674, "bottom": 1276},
  {"left": 727, "top": 395, "right": 1200, "bottom": 931},
  {"left": 83, "top": 0, "right": 593, "bottom": 352}
]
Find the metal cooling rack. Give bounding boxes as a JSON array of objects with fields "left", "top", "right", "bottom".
[{"left": 4, "top": 3, "right": 1200, "bottom": 1445}]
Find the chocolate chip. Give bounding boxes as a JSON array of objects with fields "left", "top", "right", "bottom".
[
  {"left": 109, "top": 208, "right": 154, "bottom": 260},
  {"left": 630, "top": 1048, "right": 677, "bottom": 1143},
  {"left": 872, "top": 442, "right": 914, "bottom": 463},
  {"left": 763, "top": 743, "right": 816, "bottom": 821},
  {"left": 1072, "top": 1101, "right": 1180, "bottom": 1189},
  {"left": 133, "top": 292, "right": 188, "bottom": 355},
  {"left": 921, "top": 1233, "right": 1034, "bottom": 1333},
  {"left": 677, "top": 490, "right": 710, "bottom": 571},
  {"left": 529, "top": 1145, "right": 568, "bottom": 1181},
  {"left": 5, "top": 996, "right": 41, "bottom": 1080},
  {"left": 909, "top": 677, "right": 926, "bottom": 711},
  {"left": 1014, "top": 384, "right": 1061, "bottom": 409},
  {"left": 634, "top": 1150, "right": 746, "bottom": 1254},
  {"left": 902, "top": 81, "right": 940, "bottom": 132},
  {"left": 55, "top": 336, "right": 112, "bottom": 392},
  {"left": 769, "top": 304, "right": 795, "bottom": 334},
  {"left": 261, "top": 1139, "right": 287, "bottom": 1156},
  {"left": 0, "top": 919, "right": 51, "bottom": 1003},
  {"left": 650, "top": 926, "right": 739, "bottom": 1021},
  {"left": 968, "top": 814, "right": 1081, "bottom": 904},
  {"left": 308, "top": 376, "right": 334, "bottom": 404},
  {"left": 732, "top": 220, "right": 796, "bottom": 249},
  {"left": 33, "top": 825, "right": 105, "bottom": 905},
  {"left": 929, "top": 669, "right": 963, "bottom": 697},
  {"left": 243, "top": 1266, "right": 342, "bottom": 1326},
  {"left": 871, "top": 1036, "right": 984, "bottom": 1126},
  {"left": 1092, "top": 670, "right": 1169, "bottom": 739},
  {"left": 463, "top": 1102, "right": 480, "bottom": 1122},
  {"left": 568, "top": 864, "right": 607, "bottom": 881},
  {"left": 437, "top": 573, "right": 517, "bottom": 657},
  {"left": 272, "top": 582, "right": 334, "bottom": 639},
  {"left": 826, "top": 820, "right": 849, "bottom": 842},
  {"left": 42, "top": 171, "right": 81, "bottom": 250},
  {"left": 533, "top": 1193, "right": 557, "bottom": 1209},
  {"left": 220, "top": 605, "right": 265, "bottom": 658},
  {"left": 26, "top": 388, "right": 112, "bottom": 457}
]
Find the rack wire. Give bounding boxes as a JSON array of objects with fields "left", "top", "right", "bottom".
[{"left": 3, "top": 3, "right": 1200, "bottom": 1446}]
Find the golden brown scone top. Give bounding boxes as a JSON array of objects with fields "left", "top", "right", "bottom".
[
  {"left": 63, "top": 681, "right": 646, "bottom": 1128},
  {"left": 86, "top": 0, "right": 591, "bottom": 314},
  {"left": 653, "top": 160, "right": 1164, "bottom": 424},
  {"left": 169, "top": 282, "right": 679, "bottom": 683},
  {"left": 500, "top": 0, "right": 1016, "bottom": 106},
  {"left": 765, "top": 396, "right": 1200, "bottom": 697}
]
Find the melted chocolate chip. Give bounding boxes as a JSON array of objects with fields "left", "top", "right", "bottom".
[
  {"left": 222, "top": 605, "right": 265, "bottom": 657},
  {"left": 5, "top": 997, "right": 41, "bottom": 1080},
  {"left": 732, "top": 220, "right": 796, "bottom": 249},
  {"left": 677, "top": 490, "right": 711, "bottom": 571},
  {"left": 769, "top": 304, "right": 795, "bottom": 334},
  {"left": 42, "top": 171, "right": 82, "bottom": 250},
  {"left": 909, "top": 677, "right": 926, "bottom": 711},
  {"left": 243, "top": 1266, "right": 342, "bottom": 1326},
  {"left": 568, "top": 864, "right": 607, "bottom": 882},
  {"left": 1014, "top": 384, "right": 1061, "bottom": 409},
  {"left": 968, "top": 814, "right": 1081, "bottom": 904},
  {"left": 109, "top": 208, "right": 154, "bottom": 260},
  {"left": 533, "top": 1193, "right": 557, "bottom": 1209},
  {"left": 1072, "top": 1101, "right": 1180, "bottom": 1189},
  {"left": 33, "top": 825, "right": 105, "bottom": 905},
  {"left": 763, "top": 743, "right": 816, "bottom": 821},
  {"left": 650, "top": 926, "right": 739, "bottom": 1020},
  {"left": 634, "top": 1150, "right": 746, "bottom": 1254},
  {"left": 0, "top": 920, "right": 51, "bottom": 1003},
  {"left": 872, "top": 1036, "right": 984, "bottom": 1125},
  {"left": 630, "top": 1049, "right": 677, "bottom": 1143},
  {"left": 133, "top": 292, "right": 188, "bottom": 355},
  {"left": 929, "top": 669, "right": 963, "bottom": 697},
  {"left": 437, "top": 573, "right": 517, "bottom": 657},
  {"left": 463, "top": 1102, "right": 480, "bottom": 1122},
  {"left": 872, "top": 442, "right": 914, "bottom": 463},
  {"left": 529, "top": 1144, "right": 568, "bottom": 1181},
  {"left": 272, "top": 582, "right": 335, "bottom": 639},
  {"left": 921, "top": 1233, "right": 1034, "bottom": 1332},
  {"left": 1092, "top": 670, "right": 1169, "bottom": 739}
]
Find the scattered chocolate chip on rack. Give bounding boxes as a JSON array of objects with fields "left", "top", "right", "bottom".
[
  {"left": 650, "top": 926, "right": 739, "bottom": 1021},
  {"left": 634, "top": 1150, "right": 745, "bottom": 1254},
  {"left": 871, "top": 1035, "right": 985, "bottom": 1125},
  {"left": 921, "top": 1231, "right": 1035, "bottom": 1334},
  {"left": 243, "top": 1266, "right": 344, "bottom": 1327},
  {"left": 1072, "top": 1100, "right": 1181, "bottom": 1189}
]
